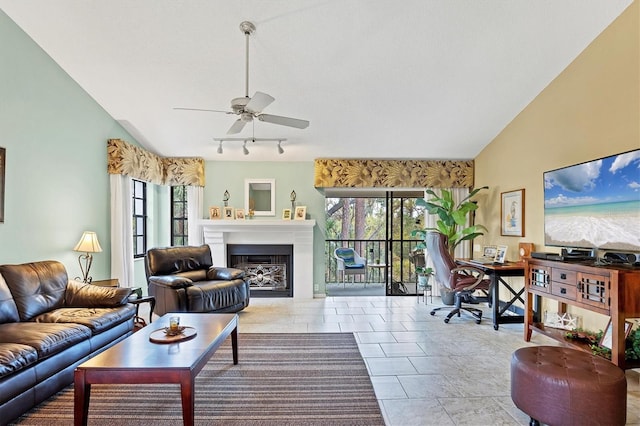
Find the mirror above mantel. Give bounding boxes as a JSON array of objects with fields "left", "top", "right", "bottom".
[{"left": 245, "top": 178, "right": 275, "bottom": 216}]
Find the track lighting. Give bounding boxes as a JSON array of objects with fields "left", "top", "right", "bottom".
[{"left": 213, "top": 138, "right": 288, "bottom": 155}]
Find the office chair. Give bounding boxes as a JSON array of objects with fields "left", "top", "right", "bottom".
[
  {"left": 334, "top": 247, "right": 367, "bottom": 287},
  {"left": 426, "top": 231, "right": 491, "bottom": 324}
]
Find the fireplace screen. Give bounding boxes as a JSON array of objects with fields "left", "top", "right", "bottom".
[
  {"left": 227, "top": 244, "right": 293, "bottom": 297},
  {"left": 240, "top": 263, "right": 287, "bottom": 291}
]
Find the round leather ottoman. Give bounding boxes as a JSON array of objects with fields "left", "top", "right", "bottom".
[{"left": 510, "top": 346, "right": 627, "bottom": 426}]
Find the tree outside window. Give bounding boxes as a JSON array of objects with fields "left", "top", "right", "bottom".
[{"left": 171, "top": 186, "right": 188, "bottom": 246}]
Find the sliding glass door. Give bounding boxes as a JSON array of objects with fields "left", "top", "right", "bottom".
[
  {"left": 385, "top": 191, "right": 425, "bottom": 296},
  {"left": 324, "top": 190, "right": 425, "bottom": 296}
]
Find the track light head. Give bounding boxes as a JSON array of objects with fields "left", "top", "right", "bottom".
[{"left": 213, "top": 137, "right": 287, "bottom": 155}]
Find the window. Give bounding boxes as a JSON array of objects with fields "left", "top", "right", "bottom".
[
  {"left": 171, "top": 185, "right": 188, "bottom": 246},
  {"left": 132, "top": 179, "right": 147, "bottom": 258}
]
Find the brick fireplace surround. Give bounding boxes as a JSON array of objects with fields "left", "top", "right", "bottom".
[{"left": 194, "top": 220, "right": 316, "bottom": 298}]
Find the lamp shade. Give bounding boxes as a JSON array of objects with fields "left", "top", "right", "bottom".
[{"left": 74, "top": 231, "right": 103, "bottom": 253}]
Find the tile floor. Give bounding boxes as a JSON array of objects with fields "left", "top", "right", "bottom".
[{"left": 141, "top": 295, "right": 640, "bottom": 425}]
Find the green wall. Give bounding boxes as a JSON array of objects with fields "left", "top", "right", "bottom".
[
  {"left": 0, "top": 10, "right": 330, "bottom": 293},
  {"left": 204, "top": 161, "right": 328, "bottom": 293},
  {"left": 0, "top": 10, "right": 140, "bottom": 281}
]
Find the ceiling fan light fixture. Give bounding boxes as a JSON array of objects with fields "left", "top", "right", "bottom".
[
  {"left": 217, "top": 141, "right": 223, "bottom": 154},
  {"left": 277, "top": 141, "right": 284, "bottom": 154},
  {"left": 243, "top": 141, "right": 249, "bottom": 155},
  {"left": 174, "top": 20, "right": 309, "bottom": 134}
]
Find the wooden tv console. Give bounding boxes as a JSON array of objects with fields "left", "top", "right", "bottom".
[{"left": 524, "top": 258, "right": 640, "bottom": 369}]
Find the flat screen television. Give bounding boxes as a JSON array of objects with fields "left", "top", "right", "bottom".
[{"left": 543, "top": 149, "right": 640, "bottom": 253}]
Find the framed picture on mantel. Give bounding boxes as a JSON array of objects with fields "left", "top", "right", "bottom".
[
  {"left": 501, "top": 189, "right": 524, "bottom": 237},
  {"left": 294, "top": 206, "right": 307, "bottom": 220}
]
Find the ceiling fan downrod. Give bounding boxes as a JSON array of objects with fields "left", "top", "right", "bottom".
[{"left": 239, "top": 21, "right": 256, "bottom": 99}]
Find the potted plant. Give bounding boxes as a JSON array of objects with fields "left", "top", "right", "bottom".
[
  {"left": 412, "top": 186, "right": 489, "bottom": 255},
  {"left": 411, "top": 186, "right": 488, "bottom": 305},
  {"left": 415, "top": 265, "right": 433, "bottom": 289}
]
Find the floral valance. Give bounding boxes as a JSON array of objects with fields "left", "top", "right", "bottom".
[
  {"left": 107, "top": 139, "right": 204, "bottom": 186},
  {"left": 314, "top": 159, "right": 474, "bottom": 189}
]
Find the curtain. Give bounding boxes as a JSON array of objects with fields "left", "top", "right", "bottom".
[
  {"left": 107, "top": 139, "right": 205, "bottom": 286},
  {"left": 313, "top": 159, "right": 474, "bottom": 188},
  {"left": 187, "top": 185, "right": 204, "bottom": 246},
  {"left": 108, "top": 138, "right": 204, "bottom": 186},
  {"left": 423, "top": 187, "right": 471, "bottom": 297},
  {"left": 110, "top": 174, "right": 134, "bottom": 288}
]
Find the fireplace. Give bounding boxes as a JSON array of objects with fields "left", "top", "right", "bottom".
[
  {"left": 196, "top": 219, "right": 316, "bottom": 298},
  {"left": 227, "top": 244, "right": 293, "bottom": 297}
]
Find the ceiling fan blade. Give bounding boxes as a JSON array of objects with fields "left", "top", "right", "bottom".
[
  {"left": 258, "top": 114, "right": 310, "bottom": 129},
  {"left": 245, "top": 91, "right": 275, "bottom": 114},
  {"left": 227, "top": 119, "right": 248, "bottom": 134},
  {"left": 174, "top": 107, "right": 233, "bottom": 114}
]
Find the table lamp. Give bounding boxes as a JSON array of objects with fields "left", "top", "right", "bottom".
[{"left": 73, "top": 231, "right": 102, "bottom": 283}]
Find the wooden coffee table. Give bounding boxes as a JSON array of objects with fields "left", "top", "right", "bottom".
[{"left": 74, "top": 313, "right": 238, "bottom": 426}]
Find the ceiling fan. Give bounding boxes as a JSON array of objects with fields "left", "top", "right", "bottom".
[{"left": 174, "top": 21, "right": 309, "bottom": 135}]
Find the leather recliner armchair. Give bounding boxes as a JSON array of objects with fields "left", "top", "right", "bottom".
[{"left": 145, "top": 245, "right": 250, "bottom": 316}]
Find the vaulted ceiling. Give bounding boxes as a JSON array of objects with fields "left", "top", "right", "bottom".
[{"left": 0, "top": 0, "right": 633, "bottom": 161}]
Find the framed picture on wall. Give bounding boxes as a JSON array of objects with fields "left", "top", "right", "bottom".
[
  {"left": 501, "top": 189, "right": 524, "bottom": 237},
  {"left": 0, "top": 147, "right": 4, "bottom": 223}
]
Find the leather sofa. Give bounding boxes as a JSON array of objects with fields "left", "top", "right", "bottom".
[
  {"left": 145, "top": 245, "right": 249, "bottom": 316},
  {"left": 0, "top": 260, "right": 136, "bottom": 422}
]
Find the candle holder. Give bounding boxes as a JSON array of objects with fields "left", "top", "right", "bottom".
[
  {"left": 223, "top": 190, "right": 230, "bottom": 207},
  {"left": 290, "top": 190, "right": 297, "bottom": 212}
]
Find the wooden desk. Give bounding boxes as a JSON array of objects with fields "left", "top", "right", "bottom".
[{"left": 457, "top": 259, "right": 526, "bottom": 330}]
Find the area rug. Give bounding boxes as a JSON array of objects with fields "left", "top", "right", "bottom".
[{"left": 12, "top": 333, "right": 385, "bottom": 425}]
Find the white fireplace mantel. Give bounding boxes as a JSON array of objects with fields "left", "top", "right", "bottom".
[{"left": 195, "top": 219, "right": 316, "bottom": 298}]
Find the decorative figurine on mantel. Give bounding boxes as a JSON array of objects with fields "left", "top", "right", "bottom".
[
  {"left": 290, "top": 190, "right": 296, "bottom": 215},
  {"left": 223, "top": 190, "right": 230, "bottom": 207}
]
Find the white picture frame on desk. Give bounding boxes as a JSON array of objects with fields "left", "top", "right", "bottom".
[
  {"left": 483, "top": 245, "right": 497, "bottom": 258},
  {"left": 494, "top": 245, "right": 508, "bottom": 263}
]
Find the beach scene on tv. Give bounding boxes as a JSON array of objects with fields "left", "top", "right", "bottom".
[{"left": 544, "top": 149, "right": 640, "bottom": 252}]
